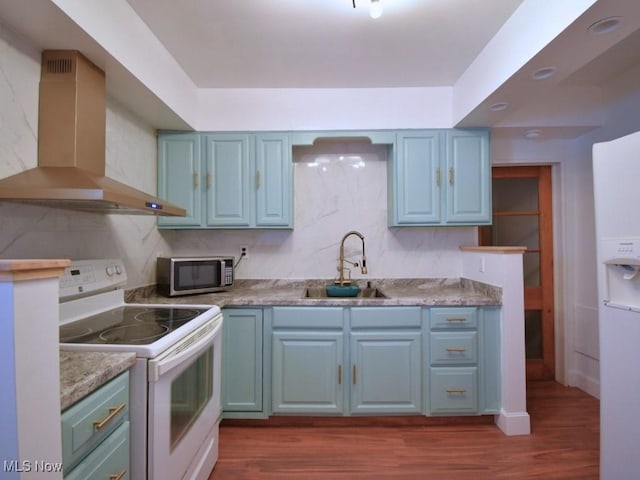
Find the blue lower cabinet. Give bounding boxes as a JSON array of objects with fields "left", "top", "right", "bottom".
[
  {"left": 222, "top": 308, "right": 264, "bottom": 417},
  {"left": 350, "top": 331, "right": 422, "bottom": 414},
  {"left": 427, "top": 307, "right": 500, "bottom": 415},
  {"left": 272, "top": 330, "right": 345, "bottom": 414}
]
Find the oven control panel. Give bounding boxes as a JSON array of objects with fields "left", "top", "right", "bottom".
[{"left": 59, "top": 259, "right": 127, "bottom": 300}]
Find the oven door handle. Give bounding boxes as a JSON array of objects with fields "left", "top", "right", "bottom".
[{"left": 147, "top": 315, "right": 222, "bottom": 382}]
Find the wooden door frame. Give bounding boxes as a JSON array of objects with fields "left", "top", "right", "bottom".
[{"left": 480, "top": 165, "right": 555, "bottom": 380}]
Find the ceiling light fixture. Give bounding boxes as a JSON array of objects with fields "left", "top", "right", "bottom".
[
  {"left": 531, "top": 66, "right": 557, "bottom": 80},
  {"left": 352, "top": 0, "right": 383, "bottom": 19},
  {"left": 523, "top": 129, "right": 542, "bottom": 139},
  {"left": 588, "top": 16, "right": 623, "bottom": 35},
  {"left": 490, "top": 102, "right": 509, "bottom": 112},
  {"left": 370, "top": 0, "right": 383, "bottom": 19}
]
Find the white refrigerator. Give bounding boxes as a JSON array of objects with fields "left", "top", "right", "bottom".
[{"left": 593, "top": 130, "right": 640, "bottom": 479}]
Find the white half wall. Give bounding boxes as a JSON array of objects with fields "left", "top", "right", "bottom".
[{"left": 462, "top": 249, "right": 530, "bottom": 436}]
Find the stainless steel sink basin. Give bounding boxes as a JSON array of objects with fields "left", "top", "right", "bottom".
[{"left": 304, "top": 287, "right": 388, "bottom": 299}]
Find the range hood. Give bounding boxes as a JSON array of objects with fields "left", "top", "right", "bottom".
[{"left": 0, "top": 50, "right": 185, "bottom": 216}]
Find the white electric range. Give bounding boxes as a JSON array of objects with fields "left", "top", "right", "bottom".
[{"left": 59, "top": 259, "right": 223, "bottom": 480}]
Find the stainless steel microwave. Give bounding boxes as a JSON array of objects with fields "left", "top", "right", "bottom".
[{"left": 157, "top": 256, "right": 234, "bottom": 297}]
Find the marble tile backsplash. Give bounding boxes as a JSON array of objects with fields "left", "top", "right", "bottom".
[{"left": 1, "top": 27, "right": 474, "bottom": 288}]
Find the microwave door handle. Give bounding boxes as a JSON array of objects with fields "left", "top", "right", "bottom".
[
  {"left": 148, "top": 316, "right": 223, "bottom": 382},
  {"left": 219, "top": 261, "right": 225, "bottom": 285}
]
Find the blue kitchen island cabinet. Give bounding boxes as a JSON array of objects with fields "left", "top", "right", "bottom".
[
  {"left": 157, "top": 132, "right": 292, "bottom": 229},
  {"left": 222, "top": 308, "right": 264, "bottom": 417},
  {"left": 389, "top": 129, "right": 491, "bottom": 226}
]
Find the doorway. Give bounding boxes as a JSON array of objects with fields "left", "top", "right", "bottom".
[{"left": 479, "top": 165, "right": 555, "bottom": 380}]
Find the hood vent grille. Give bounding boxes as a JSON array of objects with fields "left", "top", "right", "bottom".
[{"left": 45, "top": 57, "right": 73, "bottom": 75}]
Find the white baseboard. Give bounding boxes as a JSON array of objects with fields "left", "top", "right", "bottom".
[
  {"left": 567, "top": 370, "right": 600, "bottom": 399},
  {"left": 495, "top": 410, "right": 531, "bottom": 436}
]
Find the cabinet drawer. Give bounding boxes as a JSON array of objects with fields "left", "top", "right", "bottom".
[
  {"left": 430, "top": 367, "right": 478, "bottom": 414},
  {"left": 351, "top": 307, "right": 421, "bottom": 329},
  {"left": 272, "top": 307, "right": 343, "bottom": 329},
  {"left": 430, "top": 307, "right": 477, "bottom": 329},
  {"left": 62, "top": 372, "right": 129, "bottom": 471},
  {"left": 430, "top": 332, "right": 477, "bottom": 365},
  {"left": 65, "top": 421, "right": 129, "bottom": 480}
]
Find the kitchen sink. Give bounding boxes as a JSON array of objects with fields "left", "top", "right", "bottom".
[{"left": 303, "top": 287, "right": 388, "bottom": 299}]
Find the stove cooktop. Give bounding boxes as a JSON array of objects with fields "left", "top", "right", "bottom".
[{"left": 59, "top": 305, "right": 209, "bottom": 345}]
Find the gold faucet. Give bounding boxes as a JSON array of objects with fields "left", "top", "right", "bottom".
[{"left": 337, "top": 230, "right": 367, "bottom": 286}]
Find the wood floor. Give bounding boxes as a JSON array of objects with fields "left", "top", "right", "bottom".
[{"left": 210, "top": 382, "right": 599, "bottom": 480}]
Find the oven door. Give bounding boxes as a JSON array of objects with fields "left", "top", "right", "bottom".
[{"left": 147, "top": 314, "right": 223, "bottom": 480}]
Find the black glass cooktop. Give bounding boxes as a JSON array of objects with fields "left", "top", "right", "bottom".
[{"left": 60, "top": 306, "right": 208, "bottom": 345}]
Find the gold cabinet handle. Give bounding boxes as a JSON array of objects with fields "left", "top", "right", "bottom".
[
  {"left": 256, "top": 171, "right": 261, "bottom": 189},
  {"left": 446, "top": 347, "right": 467, "bottom": 353},
  {"left": 207, "top": 172, "right": 212, "bottom": 189},
  {"left": 446, "top": 388, "right": 467, "bottom": 394},
  {"left": 193, "top": 172, "right": 199, "bottom": 189},
  {"left": 93, "top": 402, "right": 126, "bottom": 430},
  {"left": 338, "top": 365, "right": 342, "bottom": 385},
  {"left": 449, "top": 167, "right": 454, "bottom": 185},
  {"left": 352, "top": 365, "right": 357, "bottom": 385},
  {"left": 436, "top": 167, "right": 441, "bottom": 187},
  {"left": 109, "top": 471, "right": 127, "bottom": 480},
  {"left": 446, "top": 317, "right": 467, "bottom": 323}
]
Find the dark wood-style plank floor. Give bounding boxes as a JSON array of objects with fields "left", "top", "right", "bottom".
[{"left": 210, "top": 382, "right": 599, "bottom": 480}]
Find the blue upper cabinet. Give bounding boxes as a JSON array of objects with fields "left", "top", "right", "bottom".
[
  {"left": 255, "top": 134, "right": 292, "bottom": 227},
  {"left": 157, "top": 133, "right": 202, "bottom": 227},
  {"left": 389, "top": 129, "right": 491, "bottom": 226},
  {"left": 157, "top": 132, "right": 293, "bottom": 229},
  {"left": 444, "top": 130, "right": 491, "bottom": 225},
  {"left": 204, "top": 134, "right": 251, "bottom": 227}
]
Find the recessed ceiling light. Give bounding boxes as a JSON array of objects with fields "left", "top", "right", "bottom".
[
  {"left": 532, "top": 67, "right": 557, "bottom": 80},
  {"left": 588, "top": 16, "right": 623, "bottom": 35},
  {"left": 523, "top": 129, "right": 541, "bottom": 139},
  {"left": 490, "top": 102, "right": 508, "bottom": 112}
]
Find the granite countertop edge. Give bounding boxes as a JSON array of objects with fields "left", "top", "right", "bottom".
[
  {"left": 125, "top": 277, "right": 503, "bottom": 307},
  {"left": 60, "top": 351, "right": 136, "bottom": 411}
]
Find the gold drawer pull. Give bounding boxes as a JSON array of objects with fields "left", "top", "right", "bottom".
[
  {"left": 446, "top": 388, "right": 467, "bottom": 394},
  {"left": 109, "top": 470, "right": 126, "bottom": 480},
  {"left": 207, "top": 172, "right": 212, "bottom": 189},
  {"left": 436, "top": 167, "right": 441, "bottom": 187},
  {"left": 256, "top": 171, "right": 261, "bottom": 189},
  {"left": 193, "top": 172, "right": 199, "bottom": 189},
  {"left": 353, "top": 365, "right": 357, "bottom": 385},
  {"left": 449, "top": 167, "right": 454, "bottom": 185},
  {"left": 93, "top": 402, "right": 126, "bottom": 430},
  {"left": 446, "top": 347, "right": 467, "bottom": 353},
  {"left": 338, "top": 365, "right": 342, "bottom": 385},
  {"left": 446, "top": 317, "right": 467, "bottom": 322}
]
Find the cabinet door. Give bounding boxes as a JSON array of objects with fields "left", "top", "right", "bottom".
[
  {"left": 391, "top": 131, "right": 442, "bottom": 225},
  {"left": 157, "top": 133, "right": 202, "bottom": 227},
  {"left": 444, "top": 129, "right": 491, "bottom": 224},
  {"left": 203, "top": 134, "right": 251, "bottom": 227},
  {"left": 350, "top": 331, "right": 422, "bottom": 414},
  {"left": 222, "top": 309, "right": 263, "bottom": 414},
  {"left": 255, "top": 134, "right": 292, "bottom": 227},
  {"left": 272, "top": 331, "right": 344, "bottom": 414}
]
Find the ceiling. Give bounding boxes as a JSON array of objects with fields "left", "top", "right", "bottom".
[
  {"left": 126, "top": 0, "right": 526, "bottom": 89},
  {"left": 1, "top": 0, "right": 640, "bottom": 138}
]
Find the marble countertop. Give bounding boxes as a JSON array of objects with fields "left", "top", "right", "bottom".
[
  {"left": 126, "top": 277, "right": 502, "bottom": 307},
  {"left": 60, "top": 351, "right": 136, "bottom": 410}
]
